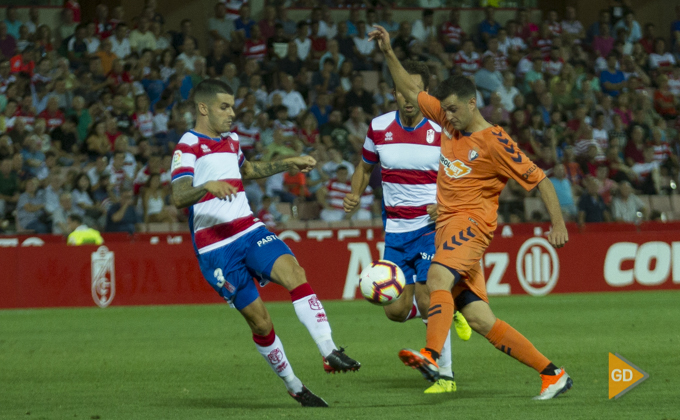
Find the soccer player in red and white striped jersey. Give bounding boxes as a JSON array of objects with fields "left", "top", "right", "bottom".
[
  {"left": 170, "top": 80, "right": 360, "bottom": 408},
  {"left": 344, "top": 62, "right": 469, "bottom": 395}
]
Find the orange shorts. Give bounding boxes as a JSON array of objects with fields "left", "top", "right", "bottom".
[{"left": 433, "top": 216, "right": 491, "bottom": 303}]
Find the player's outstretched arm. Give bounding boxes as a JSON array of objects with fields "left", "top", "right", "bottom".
[
  {"left": 171, "top": 177, "right": 239, "bottom": 209},
  {"left": 368, "top": 25, "right": 422, "bottom": 107},
  {"left": 240, "top": 156, "right": 317, "bottom": 180},
  {"left": 344, "top": 161, "right": 374, "bottom": 213},
  {"left": 538, "top": 178, "right": 568, "bottom": 248}
]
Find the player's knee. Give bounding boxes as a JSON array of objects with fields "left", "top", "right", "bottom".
[
  {"left": 465, "top": 312, "right": 496, "bottom": 335},
  {"left": 384, "top": 306, "right": 409, "bottom": 322},
  {"left": 250, "top": 315, "right": 273, "bottom": 336}
]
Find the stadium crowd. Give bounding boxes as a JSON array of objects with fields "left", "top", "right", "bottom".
[{"left": 0, "top": 0, "right": 679, "bottom": 235}]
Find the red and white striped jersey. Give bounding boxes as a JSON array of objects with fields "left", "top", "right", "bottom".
[
  {"left": 273, "top": 119, "right": 297, "bottom": 138},
  {"left": 542, "top": 57, "right": 564, "bottom": 76},
  {"left": 441, "top": 22, "right": 465, "bottom": 46},
  {"left": 483, "top": 50, "right": 508, "bottom": 72},
  {"left": 133, "top": 112, "right": 154, "bottom": 139},
  {"left": 243, "top": 39, "right": 267, "bottom": 61},
  {"left": 233, "top": 121, "right": 260, "bottom": 150},
  {"left": 326, "top": 178, "right": 372, "bottom": 211},
  {"left": 651, "top": 142, "right": 671, "bottom": 163},
  {"left": 362, "top": 111, "right": 441, "bottom": 233},
  {"left": 222, "top": 0, "right": 247, "bottom": 21},
  {"left": 546, "top": 21, "right": 562, "bottom": 36},
  {"left": 171, "top": 130, "right": 263, "bottom": 254},
  {"left": 454, "top": 51, "right": 480, "bottom": 77},
  {"left": 533, "top": 37, "right": 552, "bottom": 58}
]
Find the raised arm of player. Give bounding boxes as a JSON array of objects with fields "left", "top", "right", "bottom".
[
  {"left": 368, "top": 25, "right": 422, "bottom": 108},
  {"left": 537, "top": 178, "right": 569, "bottom": 248},
  {"left": 240, "top": 155, "right": 316, "bottom": 179},
  {"left": 172, "top": 177, "right": 239, "bottom": 209},
  {"left": 344, "top": 161, "right": 374, "bottom": 213}
]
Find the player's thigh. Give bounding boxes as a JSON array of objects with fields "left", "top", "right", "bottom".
[
  {"left": 244, "top": 228, "right": 302, "bottom": 291},
  {"left": 459, "top": 299, "right": 496, "bottom": 336},
  {"left": 431, "top": 218, "right": 488, "bottom": 292},
  {"left": 239, "top": 297, "right": 274, "bottom": 336},
  {"left": 383, "top": 283, "right": 415, "bottom": 322},
  {"left": 199, "top": 246, "right": 260, "bottom": 312}
]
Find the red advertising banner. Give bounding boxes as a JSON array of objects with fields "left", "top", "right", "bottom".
[{"left": 1, "top": 222, "right": 679, "bottom": 309}]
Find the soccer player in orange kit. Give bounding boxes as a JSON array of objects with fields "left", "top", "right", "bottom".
[{"left": 368, "top": 25, "right": 572, "bottom": 400}]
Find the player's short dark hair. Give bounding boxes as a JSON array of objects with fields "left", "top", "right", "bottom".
[
  {"left": 68, "top": 213, "right": 83, "bottom": 224},
  {"left": 402, "top": 60, "right": 430, "bottom": 91},
  {"left": 193, "top": 79, "right": 233, "bottom": 105},
  {"left": 433, "top": 76, "right": 476, "bottom": 102}
]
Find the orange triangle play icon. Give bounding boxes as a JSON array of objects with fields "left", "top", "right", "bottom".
[{"left": 608, "top": 353, "right": 649, "bottom": 399}]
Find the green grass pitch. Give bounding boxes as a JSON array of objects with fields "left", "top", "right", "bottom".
[{"left": 1, "top": 291, "right": 679, "bottom": 420}]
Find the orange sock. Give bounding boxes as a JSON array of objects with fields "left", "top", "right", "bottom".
[
  {"left": 485, "top": 319, "right": 551, "bottom": 373},
  {"left": 425, "top": 290, "right": 454, "bottom": 357}
]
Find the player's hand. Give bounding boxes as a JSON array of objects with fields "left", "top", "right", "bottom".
[
  {"left": 426, "top": 203, "right": 438, "bottom": 222},
  {"left": 288, "top": 155, "right": 317, "bottom": 173},
  {"left": 343, "top": 193, "right": 360, "bottom": 213},
  {"left": 204, "top": 180, "right": 239, "bottom": 201},
  {"left": 368, "top": 25, "right": 392, "bottom": 54},
  {"left": 547, "top": 223, "right": 568, "bottom": 248}
]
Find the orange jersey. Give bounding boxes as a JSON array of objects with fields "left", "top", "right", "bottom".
[{"left": 417, "top": 92, "right": 546, "bottom": 236}]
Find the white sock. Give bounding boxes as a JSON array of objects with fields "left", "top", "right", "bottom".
[
  {"left": 423, "top": 320, "right": 453, "bottom": 378},
  {"left": 254, "top": 332, "right": 303, "bottom": 394},
  {"left": 438, "top": 329, "right": 453, "bottom": 378},
  {"left": 291, "top": 285, "right": 336, "bottom": 357}
]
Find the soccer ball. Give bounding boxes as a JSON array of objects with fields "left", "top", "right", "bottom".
[{"left": 359, "top": 260, "right": 406, "bottom": 306}]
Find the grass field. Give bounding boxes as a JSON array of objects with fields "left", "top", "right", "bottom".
[{"left": 1, "top": 291, "right": 679, "bottom": 420}]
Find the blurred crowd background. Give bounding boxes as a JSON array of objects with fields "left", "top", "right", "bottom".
[{"left": 1, "top": 0, "right": 680, "bottom": 236}]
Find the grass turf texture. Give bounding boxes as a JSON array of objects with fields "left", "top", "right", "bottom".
[{"left": 1, "top": 291, "right": 678, "bottom": 420}]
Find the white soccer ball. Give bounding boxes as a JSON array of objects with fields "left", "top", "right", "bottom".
[{"left": 359, "top": 260, "right": 406, "bottom": 306}]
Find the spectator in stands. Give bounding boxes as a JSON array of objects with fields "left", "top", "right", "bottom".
[
  {"left": 235, "top": 4, "right": 256, "bottom": 40},
  {"left": 631, "top": 147, "right": 661, "bottom": 194},
  {"left": 25, "top": 7, "right": 40, "bottom": 36},
  {"left": 294, "top": 21, "right": 311, "bottom": 62},
  {"left": 57, "top": 8, "right": 77, "bottom": 45},
  {"left": 276, "top": 5, "right": 296, "bottom": 39},
  {"left": 105, "top": 188, "right": 137, "bottom": 234},
  {"left": 318, "top": 165, "right": 370, "bottom": 222},
  {"left": 313, "top": 58, "right": 340, "bottom": 95},
  {"left": 593, "top": 24, "right": 615, "bottom": 59},
  {"left": 4, "top": 6, "right": 21, "bottom": 40},
  {"left": 52, "top": 191, "right": 73, "bottom": 235},
  {"left": 0, "top": 157, "right": 19, "bottom": 223},
  {"left": 588, "top": 9, "right": 612, "bottom": 43},
  {"left": 391, "top": 21, "right": 414, "bottom": 60},
  {"left": 278, "top": 41, "right": 304, "bottom": 78},
  {"left": 440, "top": 9, "right": 465, "bottom": 54},
  {"left": 411, "top": 9, "right": 436, "bottom": 43},
  {"left": 611, "top": 180, "right": 648, "bottom": 222},
  {"left": 172, "top": 19, "right": 198, "bottom": 53},
  {"left": 561, "top": 6, "right": 585, "bottom": 44},
  {"left": 344, "top": 73, "right": 377, "bottom": 119},
  {"left": 649, "top": 38, "right": 676, "bottom": 73},
  {"left": 352, "top": 20, "right": 375, "bottom": 71},
  {"left": 455, "top": 39, "right": 481, "bottom": 77},
  {"left": 142, "top": 173, "right": 174, "bottom": 223},
  {"left": 130, "top": 17, "right": 156, "bottom": 53},
  {"left": 110, "top": 23, "right": 130, "bottom": 59},
  {"left": 550, "top": 163, "right": 578, "bottom": 220},
  {"left": 578, "top": 176, "right": 610, "bottom": 225},
  {"left": 268, "top": 74, "right": 306, "bottom": 119},
  {"left": 67, "top": 213, "right": 104, "bottom": 245},
  {"left": 208, "top": 2, "right": 236, "bottom": 45},
  {"left": 479, "top": 6, "right": 502, "bottom": 45},
  {"left": 614, "top": 11, "right": 642, "bottom": 43},
  {"left": 600, "top": 54, "right": 626, "bottom": 97},
  {"left": 17, "top": 177, "right": 48, "bottom": 233},
  {"left": 0, "top": 22, "right": 17, "bottom": 60},
  {"left": 475, "top": 55, "right": 503, "bottom": 101},
  {"left": 378, "top": 6, "right": 399, "bottom": 38}
]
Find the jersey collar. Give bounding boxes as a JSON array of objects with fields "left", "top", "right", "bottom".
[
  {"left": 395, "top": 111, "right": 427, "bottom": 132},
  {"left": 190, "top": 129, "right": 223, "bottom": 141}
]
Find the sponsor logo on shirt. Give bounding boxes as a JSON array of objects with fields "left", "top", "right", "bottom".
[
  {"left": 385, "top": 132, "right": 393, "bottom": 141},
  {"left": 440, "top": 154, "right": 471, "bottom": 178},
  {"left": 201, "top": 144, "right": 211, "bottom": 154},
  {"left": 171, "top": 150, "right": 182, "bottom": 171}
]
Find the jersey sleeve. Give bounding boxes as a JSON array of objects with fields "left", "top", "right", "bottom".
[
  {"left": 417, "top": 91, "right": 447, "bottom": 127},
  {"left": 488, "top": 129, "right": 546, "bottom": 191},
  {"left": 362, "top": 126, "right": 379, "bottom": 165},
  {"left": 171, "top": 135, "right": 197, "bottom": 181}
]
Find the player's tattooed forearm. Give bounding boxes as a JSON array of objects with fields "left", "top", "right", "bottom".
[
  {"left": 171, "top": 177, "right": 207, "bottom": 208},
  {"left": 241, "top": 159, "right": 291, "bottom": 179}
]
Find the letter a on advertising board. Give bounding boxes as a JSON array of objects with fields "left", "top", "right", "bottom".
[{"left": 609, "top": 353, "right": 649, "bottom": 399}]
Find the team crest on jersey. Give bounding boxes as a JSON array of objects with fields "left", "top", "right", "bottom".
[
  {"left": 229, "top": 142, "right": 236, "bottom": 152},
  {"left": 468, "top": 148, "right": 479, "bottom": 162},
  {"left": 440, "top": 154, "right": 472, "bottom": 179},
  {"left": 201, "top": 144, "right": 211, "bottom": 153},
  {"left": 426, "top": 129, "right": 435, "bottom": 144},
  {"left": 385, "top": 132, "right": 393, "bottom": 141}
]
